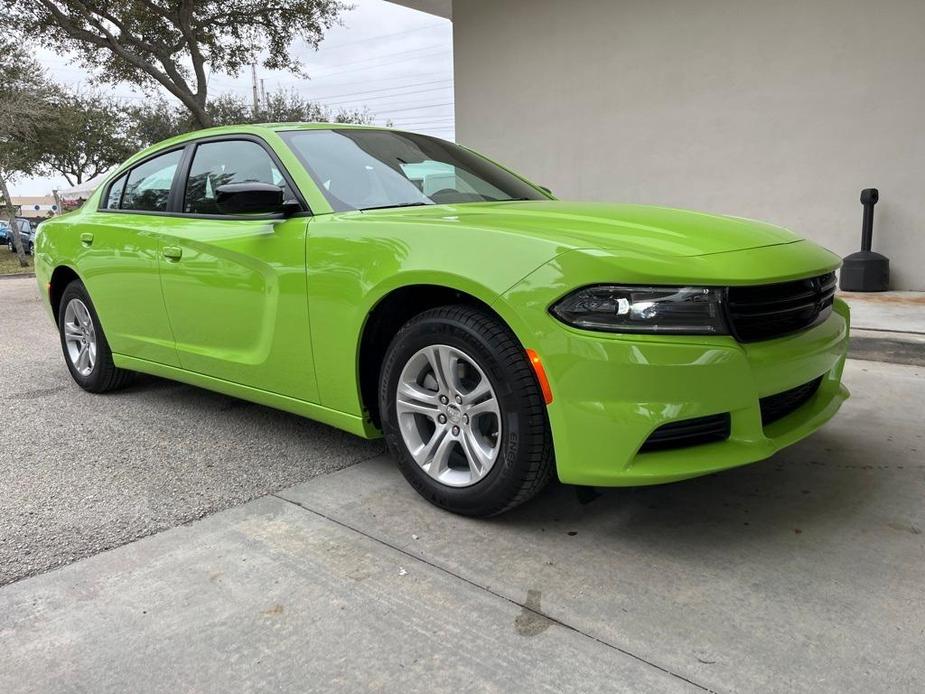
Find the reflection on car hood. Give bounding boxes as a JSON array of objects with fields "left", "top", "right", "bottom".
[{"left": 359, "top": 200, "right": 804, "bottom": 257}]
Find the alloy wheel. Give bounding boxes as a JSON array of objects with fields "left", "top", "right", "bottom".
[
  {"left": 395, "top": 344, "right": 502, "bottom": 487},
  {"left": 63, "top": 298, "right": 97, "bottom": 376}
]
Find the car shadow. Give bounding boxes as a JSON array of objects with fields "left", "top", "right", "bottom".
[{"left": 492, "top": 429, "right": 882, "bottom": 550}]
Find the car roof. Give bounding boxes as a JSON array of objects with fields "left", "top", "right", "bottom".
[
  {"left": 158, "top": 121, "right": 389, "bottom": 145},
  {"left": 125, "top": 122, "right": 421, "bottom": 170}
]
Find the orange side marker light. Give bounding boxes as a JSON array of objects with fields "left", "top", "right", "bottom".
[{"left": 526, "top": 349, "right": 553, "bottom": 405}]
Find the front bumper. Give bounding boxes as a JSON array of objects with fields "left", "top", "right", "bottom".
[{"left": 532, "top": 298, "right": 850, "bottom": 487}]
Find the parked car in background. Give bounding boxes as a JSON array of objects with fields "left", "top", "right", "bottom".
[
  {"left": 3, "top": 218, "right": 35, "bottom": 254},
  {"left": 33, "top": 124, "right": 850, "bottom": 517}
]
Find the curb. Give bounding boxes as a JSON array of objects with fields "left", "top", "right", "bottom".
[
  {"left": 849, "top": 330, "right": 925, "bottom": 367},
  {"left": 0, "top": 272, "right": 35, "bottom": 280}
]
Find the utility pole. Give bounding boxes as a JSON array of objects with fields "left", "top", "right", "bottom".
[
  {"left": 260, "top": 78, "right": 267, "bottom": 112},
  {"left": 250, "top": 63, "right": 259, "bottom": 116}
]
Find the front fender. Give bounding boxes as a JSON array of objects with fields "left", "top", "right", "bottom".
[{"left": 305, "top": 214, "right": 562, "bottom": 418}]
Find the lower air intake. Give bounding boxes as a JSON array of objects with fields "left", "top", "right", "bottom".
[
  {"left": 759, "top": 377, "right": 823, "bottom": 427},
  {"left": 640, "top": 413, "right": 731, "bottom": 453}
]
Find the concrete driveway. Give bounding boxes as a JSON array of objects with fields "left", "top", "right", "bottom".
[{"left": 1, "top": 276, "right": 924, "bottom": 692}]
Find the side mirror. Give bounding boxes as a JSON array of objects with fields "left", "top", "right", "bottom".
[{"left": 215, "top": 183, "right": 299, "bottom": 215}]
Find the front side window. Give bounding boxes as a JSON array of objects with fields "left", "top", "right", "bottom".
[
  {"left": 184, "top": 140, "right": 291, "bottom": 214},
  {"left": 121, "top": 149, "right": 182, "bottom": 212},
  {"left": 280, "top": 129, "right": 546, "bottom": 212}
]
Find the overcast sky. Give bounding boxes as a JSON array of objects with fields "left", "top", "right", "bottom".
[{"left": 14, "top": 0, "right": 453, "bottom": 195}]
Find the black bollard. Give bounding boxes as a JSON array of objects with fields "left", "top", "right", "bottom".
[{"left": 839, "top": 188, "right": 890, "bottom": 291}]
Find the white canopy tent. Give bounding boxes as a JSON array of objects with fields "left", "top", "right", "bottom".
[{"left": 57, "top": 170, "right": 114, "bottom": 200}]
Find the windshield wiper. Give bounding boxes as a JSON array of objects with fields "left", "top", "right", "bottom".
[
  {"left": 480, "top": 197, "right": 536, "bottom": 202},
  {"left": 359, "top": 202, "right": 432, "bottom": 211}
]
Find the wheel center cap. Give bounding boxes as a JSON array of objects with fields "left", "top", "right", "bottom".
[{"left": 445, "top": 404, "right": 462, "bottom": 424}]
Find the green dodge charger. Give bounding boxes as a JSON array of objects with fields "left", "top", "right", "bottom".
[{"left": 34, "top": 124, "right": 850, "bottom": 516}]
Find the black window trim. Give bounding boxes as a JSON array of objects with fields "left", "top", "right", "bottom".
[
  {"left": 107, "top": 172, "right": 129, "bottom": 210},
  {"left": 98, "top": 133, "right": 311, "bottom": 220},
  {"left": 99, "top": 145, "right": 186, "bottom": 216}
]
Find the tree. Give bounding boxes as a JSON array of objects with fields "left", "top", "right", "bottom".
[
  {"left": 0, "top": 34, "right": 61, "bottom": 266},
  {"left": 5, "top": 1, "right": 348, "bottom": 128},
  {"left": 43, "top": 91, "right": 137, "bottom": 185},
  {"left": 128, "top": 90, "right": 376, "bottom": 148}
]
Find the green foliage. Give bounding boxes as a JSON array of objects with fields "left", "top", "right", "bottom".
[
  {"left": 44, "top": 92, "right": 138, "bottom": 184},
  {"left": 4, "top": 0, "right": 349, "bottom": 126},
  {"left": 0, "top": 34, "right": 61, "bottom": 179},
  {"left": 128, "top": 90, "right": 376, "bottom": 148},
  {"left": 0, "top": 34, "right": 59, "bottom": 265}
]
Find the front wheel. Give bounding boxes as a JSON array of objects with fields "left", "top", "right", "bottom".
[
  {"left": 379, "top": 305, "right": 554, "bottom": 517},
  {"left": 57, "top": 280, "right": 134, "bottom": 393}
]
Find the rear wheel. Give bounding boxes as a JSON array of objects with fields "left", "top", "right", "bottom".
[
  {"left": 58, "top": 280, "right": 134, "bottom": 393},
  {"left": 379, "top": 305, "right": 554, "bottom": 517}
]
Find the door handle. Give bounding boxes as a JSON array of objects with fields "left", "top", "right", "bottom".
[
  {"left": 80, "top": 232, "right": 93, "bottom": 246},
  {"left": 163, "top": 246, "right": 183, "bottom": 261}
]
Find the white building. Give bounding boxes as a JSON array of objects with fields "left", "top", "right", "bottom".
[
  {"left": 390, "top": 0, "right": 924, "bottom": 289},
  {"left": 10, "top": 195, "right": 59, "bottom": 221}
]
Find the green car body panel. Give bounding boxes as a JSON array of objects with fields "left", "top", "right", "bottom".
[{"left": 34, "top": 123, "right": 849, "bottom": 486}]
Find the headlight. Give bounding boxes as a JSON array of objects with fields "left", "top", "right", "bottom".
[{"left": 550, "top": 285, "right": 728, "bottom": 335}]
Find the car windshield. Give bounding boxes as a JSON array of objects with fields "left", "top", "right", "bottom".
[{"left": 280, "top": 129, "right": 547, "bottom": 212}]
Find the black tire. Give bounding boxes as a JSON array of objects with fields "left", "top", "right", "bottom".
[
  {"left": 379, "top": 305, "right": 554, "bottom": 517},
  {"left": 57, "top": 279, "right": 134, "bottom": 393}
]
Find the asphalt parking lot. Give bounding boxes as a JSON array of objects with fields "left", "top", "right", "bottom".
[
  {"left": 0, "top": 277, "right": 383, "bottom": 585},
  {"left": 1, "top": 275, "right": 924, "bottom": 692}
]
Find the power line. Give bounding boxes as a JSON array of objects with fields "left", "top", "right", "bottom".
[
  {"left": 384, "top": 115, "right": 456, "bottom": 124},
  {"left": 305, "top": 49, "right": 452, "bottom": 80},
  {"left": 374, "top": 102, "right": 454, "bottom": 115},
  {"left": 208, "top": 44, "right": 451, "bottom": 89},
  {"left": 386, "top": 121, "right": 457, "bottom": 129},
  {"left": 239, "top": 44, "right": 449, "bottom": 87},
  {"left": 386, "top": 113, "right": 456, "bottom": 120},
  {"left": 306, "top": 42, "right": 451, "bottom": 70},
  {"left": 238, "top": 71, "right": 454, "bottom": 97},
  {"left": 322, "top": 87, "right": 453, "bottom": 108},
  {"left": 313, "top": 21, "right": 447, "bottom": 53},
  {"left": 325, "top": 94, "right": 455, "bottom": 114},
  {"left": 310, "top": 79, "right": 452, "bottom": 103}
]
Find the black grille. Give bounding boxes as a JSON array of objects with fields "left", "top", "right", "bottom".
[
  {"left": 759, "top": 377, "right": 823, "bottom": 427},
  {"left": 640, "top": 413, "right": 731, "bottom": 452},
  {"left": 726, "top": 272, "right": 836, "bottom": 342}
]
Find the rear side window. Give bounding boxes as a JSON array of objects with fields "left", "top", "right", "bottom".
[
  {"left": 121, "top": 149, "right": 182, "bottom": 212},
  {"left": 183, "top": 140, "right": 292, "bottom": 214},
  {"left": 104, "top": 174, "right": 127, "bottom": 209}
]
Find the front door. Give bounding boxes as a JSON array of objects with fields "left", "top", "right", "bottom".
[{"left": 157, "top": 138, "right": 317, "bottom": 402}]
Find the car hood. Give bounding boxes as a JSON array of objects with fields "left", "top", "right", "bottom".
[{"left": 360, "top": 201, "right": 802, "bottom": 257}]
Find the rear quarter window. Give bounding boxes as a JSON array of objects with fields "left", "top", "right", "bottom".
[{"left": 103, "top": 174, "right": 128, "bottom": 210}]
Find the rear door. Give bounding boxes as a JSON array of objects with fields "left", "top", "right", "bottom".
[
  {"left": 156, "top": 137, "right": 317, "bottom": 402},
  {"left": 75, "top": 148, "right": 183, "bottom": 367}
]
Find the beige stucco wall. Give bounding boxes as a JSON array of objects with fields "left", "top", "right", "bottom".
[{"left": 452, "top": 0, "right": 925, "bottom": 289}]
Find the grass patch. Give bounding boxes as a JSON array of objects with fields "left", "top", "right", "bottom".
[{"left": 0, "top": 249, "right": 34, "bottom": 276}]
